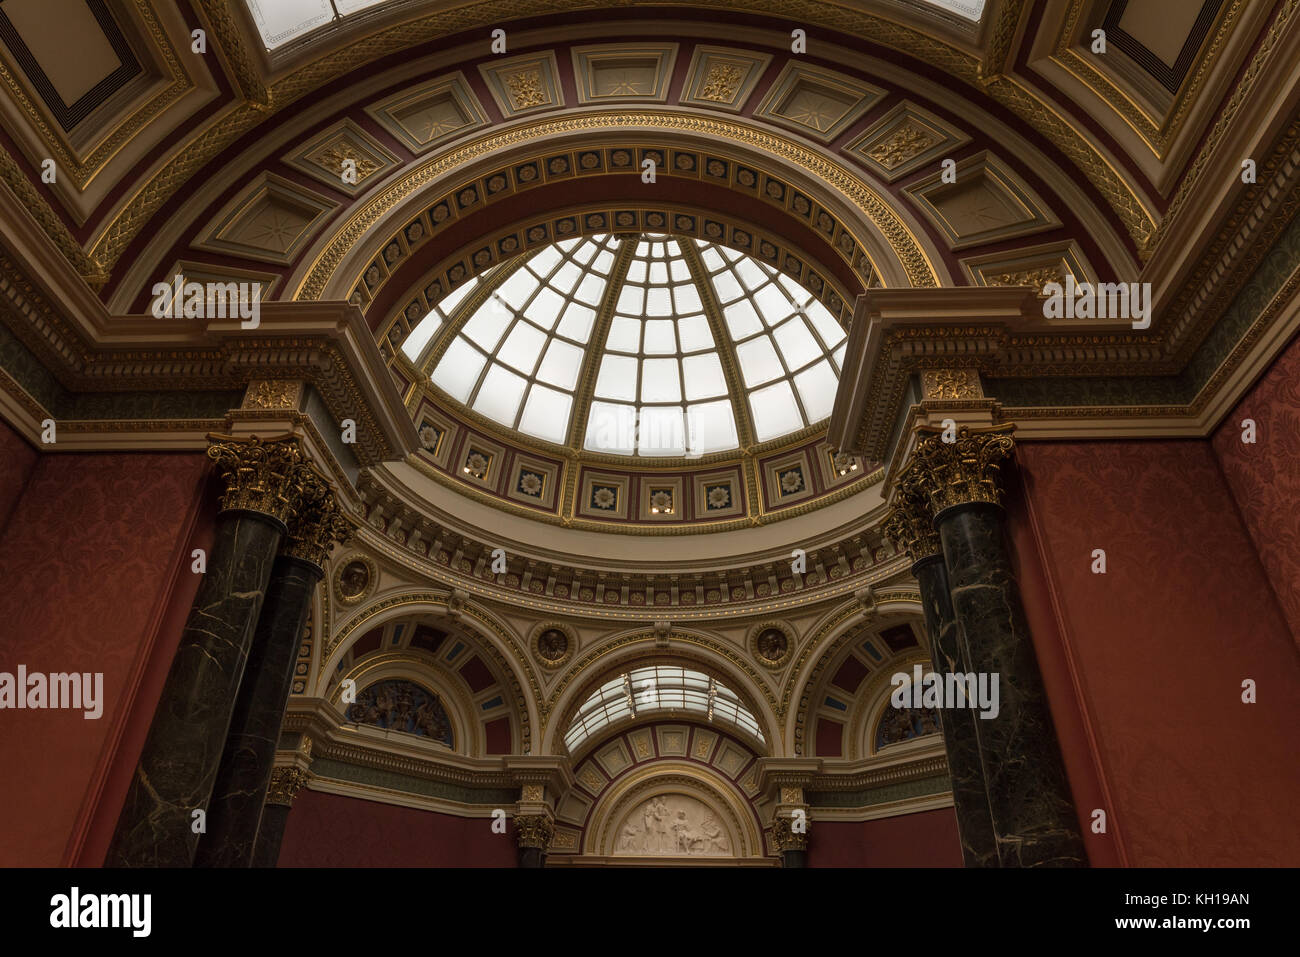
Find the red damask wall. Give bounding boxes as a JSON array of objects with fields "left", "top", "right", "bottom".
[
  {"left": 1013, "top": 439, "right": 1300, "bottom": 867},
  {"left": 1212, "top": 332, "right": 1300, "bottom": 640},
  {"left": 808, "top": 809, "right": 962, "bottom": 867},
  {"left": 276, "top": 790, "right": 518, "bottom": 866},
  {"left": 0, "top": 448, "right": 211, "bottom": 866}
]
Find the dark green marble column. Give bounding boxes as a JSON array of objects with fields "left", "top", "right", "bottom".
[
  {"left": 912, "top": 426, "right": 1085, "bottom": 868},
  {"left": 196, "top": 462, "right": 348, "bottom": 868},
  {"left": 912, "top": 553, "right": 1000, "bottom": 867},
  {"left": 194, "top": 556, "right": 321, "bottom": 867},
  {"left": 105, "top": 435, "right": 313, "bottom": 868},
  {"left": 885, "top": 488, "right": 999, "bottom": 868},
  {"left": 251, "top": 766, "right": 311, "bottom": 868}
]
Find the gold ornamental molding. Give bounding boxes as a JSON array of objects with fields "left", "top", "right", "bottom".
[
  {"left": 881, "top": 485, "right": 941, "bottom": 565},
  {"left": 514, "top": 814, "right": 555, "bottom": 850},
  {"left": 73, "top": 0, "right": 1160, "bottom": 283},
  {"left": 1050, "top": 0, "right": 1246, "bottom": 160},
  {"left": 295, "top": 111, "right": 939, "bottom": 300}
]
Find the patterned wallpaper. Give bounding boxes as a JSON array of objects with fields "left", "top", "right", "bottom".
[
  {"left": 1212, "top": 331, "right": 1300, "bottom": 640},
  {"left": 1017, "top": 439, "right": 1300, "bottom": 866}
]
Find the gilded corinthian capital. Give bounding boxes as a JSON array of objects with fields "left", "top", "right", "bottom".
[
  {"left": 206, "top": 433, "right": 317, "bottom": 527},
  {"left": 514, "top": 814, "right": 554, "bottom": 850},
  {"left": 905, "top": 425, "right": 1016, "bottom": 514},
  {"left": 882, "top": 476, "right": 941, "bottom": 564},
  {"left": 284, "top": 469, "right": 353, "bottom": 569},
  {"left": 265, "top": 767, "right": 311, "bottom": 807},
  {"left": 769, "top": 814, "right": 809, "bottom": 853}
]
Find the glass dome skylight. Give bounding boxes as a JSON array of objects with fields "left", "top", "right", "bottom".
[
  {"left": 563, "top": 665, "right": 764, "bottom": 753},
  {"left": 403, "top": 233, "right": 847, "bottom": 457}
]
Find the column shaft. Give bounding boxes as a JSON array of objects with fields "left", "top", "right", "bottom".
[
  {"left": 936, "top": 503, "right": 1085, "bottom": 867},
  {"left": 106, "top": 511, "right": 284, "bottom": 866},
  {"left": 251, "top": 804, "right": 291, "bottom": 868},
  {"left": 912, "top": 554, "right": 999, "bottom": 867},
  {"left": 195, "top": 555, "right": 320, "bottom": 867}
]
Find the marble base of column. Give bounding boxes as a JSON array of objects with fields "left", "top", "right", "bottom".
[
  {"left": 251, "top": 804, "right": 290, "bottom": 868},
  {"left": 517, "top": 847, "right": 545, "bottom": 868},
  {"left": 913, "top": 553, "right": 999, "bottom": 868},
  {"left": 195, "top": 555, "right": 321, "bottom": 868},
  {"left": 106, "top": 510, "right": 284, "bottom": 867},
  {"left": 936, "top": 503, "right": 1086, "bottom": 868}
]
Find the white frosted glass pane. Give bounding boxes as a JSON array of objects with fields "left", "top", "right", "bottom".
[
  {"left": 673, "top": 283, "right": 702, "bottom": 313},
  {"left": 536, "top": 339, "right": 584, "bottom": 390},
  {"left": 682, "top": 353, "right": 727, "bottom": 399},
  {"left": 557, "top": 302, "right": 596, "bottom": 342},
  {"left": 806, "top": 299, "right": 847, "bottom": 347},
  {"left": 575, "top": 273, "right": 606, "bottom": 305},
  {"left": 670, "top": 258, "right": 690, "bottom": 282},
  {"left": 721, "top": 246, "right": 743, "bottom": 262},
  {"left": 646, "top": 287, "right": 673, "bottom": 316},
  {"left": 754, "top": 283, "right": 795, "bottom": 324},
  {"left": 606, "top": 316, "right": 641, "bottom": 353},
  {"left": 247, "top": 0, "right": 332, "bottom": 48},
  {"left": 776, "top": 273, "right": 808, "bottom": 299},
  {"left": 638, "top": 406, "right": 685, "bottom": 456},
  {"left": 735, "top": 336, "right": 783, "bottom": 386},
  {"left": 593, "top": 250, "right": 615, "bottom": 273},
  {"left": 435, "top": 276, "right": 479, "bottom": 314},
  {"left": 748, "top": 380, "right": 804, "bottom": 440},
  {"left": 735, "top": 258, "right": 767, "bottom": 289},
  {"left": 635, "top": 241, "right": 651, "bottom": 257},
  {"left": 794, "top": 359, "right": 838, "bottom": 423},
  {"left": 710, "top": 270, "right": 743, "bottom": 303},
  {"left": 472, "top": 364, "right": 527, "bottom": 423},
  {"left": 585, "top": 401, "right": 637, "bottom": 454},
  {"left": 626, "top": 259, "right": 647, "bottom": 283},
  {"left": 699, "top": 246, "right": 725, "bottom": 271},
  {"left": 400, "top": 312, "right": 441, "bottom": 361},
  {"left": 643, "top": 319, "right": 676, "bottom": 354},
  {"left": 550, "top": 261, "right": 582, "bottom": 294},
  {"left": 648, "top": 261, "right": 669, "bottom": 284},
  {"left": 496, "top": 270, "right": 538, "bottom": 310},
  {"left": 518, "top": 385, "right": 572, "bottom": 442},
  {"left": 572, "top": 239, "right": 600, "bottom": 265},
  {"left": 527, "top": 246, "right": 562, "bottom": 277},
  {"left": 773, "top": 317, "right": 821, "bottom": 370},
  {"left": 431, "top": 338, "right": 485, "bottom": 402},
  {"left": 641, "top": 358, "right": 682, "bottom": 402},
  {"left": 558, "top": 238, "right": 580, "bottom": 253},
  {"left": 722, "top": 299, "right": 762, "bottom": 340},
  {"left": 523, "top": 286, "right": 564, "bottom": 329},
  {"left": 616, "top": 285, "right": 644, "bottom": 314},
  {"left": 677, "top": 315, "right": 714, "bottom": 352},
  {"left": 461, "top": 300, "right": 512, "bottom": 351},
  {"left": 666, "top": 240, "right": 681, "bottom": 256},
  {"left": 497, "top": 322, "right": 546, "bottom": 374},
  {"left": 594, "top": 354, "right": 638, "bottom": 400}
]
